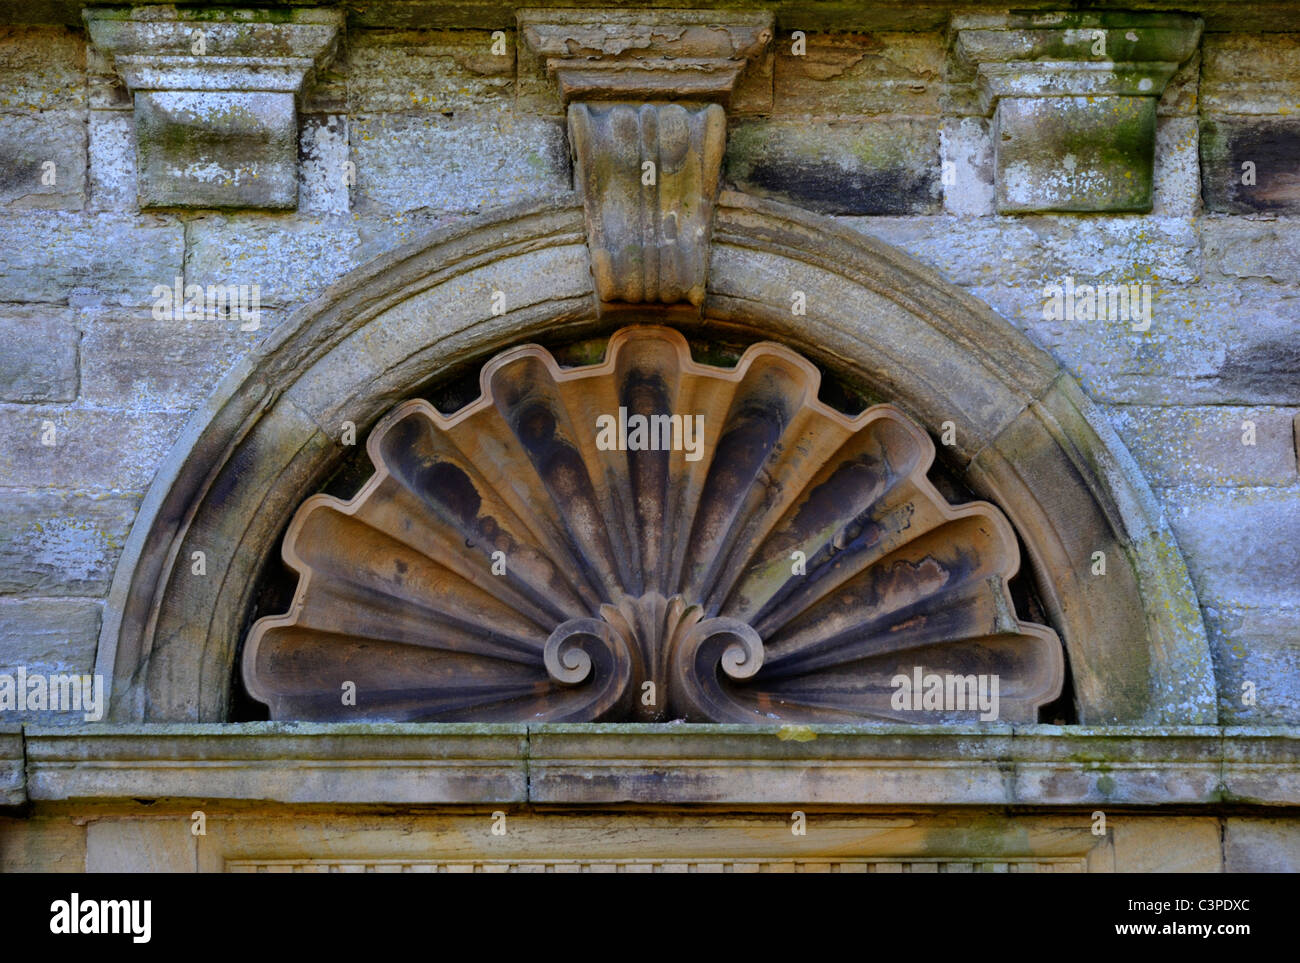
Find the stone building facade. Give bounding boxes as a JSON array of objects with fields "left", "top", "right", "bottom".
[{"left": 0, "top": 0, "right": 1297, "bottom": 872}]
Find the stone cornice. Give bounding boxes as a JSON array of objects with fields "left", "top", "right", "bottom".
[
  {"left": 5, "top": 724, "right": 1297, "bottom": 809},
  {"left": 519, "top": 7, "right": 772, "bottom": 105},
  {"left": 84, "top": 6, "right": 343, "bottom": 93},
  {"left": 11, "top": 2, "right": 1300, "bottom": 33},
  {"left": 953, "top": 11, "right": 1203, "bottom": 115}
]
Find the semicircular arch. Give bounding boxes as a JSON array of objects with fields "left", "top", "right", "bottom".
[{"left": 96, "top": 190, "right": 1216, "bottom": 725}]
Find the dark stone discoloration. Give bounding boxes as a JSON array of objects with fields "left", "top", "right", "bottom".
[
  {"left": 725, "top": 120, "right": 941, "bottom": 215},
  {"left": 1201, "top": 117, "right": 1300, "bottom": 214}
]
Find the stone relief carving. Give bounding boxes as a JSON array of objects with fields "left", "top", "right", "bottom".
[
  {"left": 243, "top": 326, "right": 1064, "bottom": 723},
  {"left": 521, "top": 9, "right": 772, "bottom": 311}
]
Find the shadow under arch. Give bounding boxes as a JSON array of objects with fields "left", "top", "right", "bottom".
[{"left": 96, "top": 189, "right": 1217, "bottom": 725}]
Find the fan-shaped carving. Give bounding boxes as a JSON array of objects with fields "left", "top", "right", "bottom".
[{"left": 243, "top": 326, "right": 1064, "bottom": 723}]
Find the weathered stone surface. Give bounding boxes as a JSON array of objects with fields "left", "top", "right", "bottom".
[
  {"left": 726, "top": 119, "right": 941, "bottom": 215},
  {"left": 135, "top": 90, "right": 300, "bottom": 209},
  {"left": 0, "top": 306, "right": 79, "bottom": 402},
  {"left": 710, "top": 194, "right": 1217, "bottom": 726},
  {"left": 279, "top": 236, "right": 591, "bottom": 430},
  {"left": 0, "top": 726, "right": 22, "bottom": 807},
  {"left": 0, "top": 598, "right": 102, "bottom": 726},
  {"left": 0, "top": 25, "right": 84, "bottom": 111},
  {"left": 80, "top": 313, "right": 267, "bottom": 410},
  {"left": 969, "top": 384, "right": 1215, "bottom": 726},
  {"left": 11, "top": 723, "right": 1291, "bottom": 807},
  {"left": 185, "top": 214, "right": 365, "bottom": 308},
  {"left": 252, "top": 326, "right": 1063, "bottom": 725},
  {"left": 571, "top": 103, "right": 725, "bottom": 307},
  {"left": 1201, "top": 33, "right": 1300, "bottom": 117},
  {"left": 86, "top": 42, "right": 129, "bottom": 112},
  {"left": 0, "top": 213, "right": 183, "bottom": 306},
  {"left": 969, "top": 281, "right": 1300, "bottom": 406},
  {"left": 940, "top": 117, "right": 995, "bottom": 216},
  {"left": 772, "top": 32, "right": 943, "bottom": 117},
  {"left": 1225, "top": 818, "right": 1300, "bottom": 872},
  {"left": 0, "top": 111, "right": 86, "bottom": 210},
  {"left": 350, "top": 113, "right": 569, "bottom": 215},
  {"left": 347, "top": 29, "right": 514, "bottom": 113},
  {"left": 87, "top": 819, "right": 196, "bottom": 873},
  {"left": 996, "top": 96, "right": 1155, "bottom": 213},
  {"left": 1107, "top": 405, "right": 1298, "bottom": 488},
  {"left": 0, "top": 816, "right": 85, "bottom": 870},
  {"left": 1160, "top": 486, "right": 1300, "bottom": 610},
  {"left": 1197, "top": 33, "right": 1300, "bottom": 218},
  {"left": 101, "top": 202, "right": 589, "bottom": 723},
  {"left": 1201, "top": 216, "right": 1300, "bottom": 282},
  {"left": 299, "top": 113, "right": 351, "bottom": 215},
  {"left": 1201, "top": 118, "right": 1300, "bottom": 215},
  {"left": 951, "top": 13, "right": 1201, "bottom": 213},
  {"left": 87, "top": 110, "right": 135, "bottom": 212},
  {"left": 842, "top": 213, "right": 1199, "bottom": 289},
  {"left": 1153, "top": 116, "right": 1200, "bottom": 218},
  {"left": 529, "top": 725, "right": 1235, "bottom": 805},
  {"left": 1111, "top": 819, "right": 1223, "bottom": 872},
  {"left": 954, "top": 12, "right": 1202, "bottom": 110},
  {"left": 1157, "top": 50, "right": 1200, "bottom": 118},
  {"left": 0, "top": 491, "right": 139, "bottom": 596},
  {"left": 0, "top": 405, "right": 186, "bottom": 490},
  {"left": 1221, "top": 727, "right": 1300, "bottom": 804},
  {"left": 186, "top": 211, "right": 477, "bottom": 310},
  {"left": 1205, "top": 605, "right": 1300, "bottom": 725}
]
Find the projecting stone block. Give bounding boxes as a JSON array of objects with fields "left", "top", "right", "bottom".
[
  {"left": 995, "top": 96, "right": 1155, "bottom": 213},
  {"left": 953, "top": 12, "right": 1202, "bottom": 213},
  {"left": 84, "top": 7, "right": 343, "bottom": 210},
  {"left": 134, "top": 90, "right": 298, "bottom": 209}
]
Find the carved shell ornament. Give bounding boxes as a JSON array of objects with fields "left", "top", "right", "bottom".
[{"left": 243, "top": 326, "right": 1064, "bottom": 723}]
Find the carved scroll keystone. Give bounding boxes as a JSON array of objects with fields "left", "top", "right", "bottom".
[{"left": 520, "top": 9, "right": 773, "bottom": 311}]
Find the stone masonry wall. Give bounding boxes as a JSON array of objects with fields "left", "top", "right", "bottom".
[{"left": 0, "top": 16, "right": 1296, "bottom": 725}]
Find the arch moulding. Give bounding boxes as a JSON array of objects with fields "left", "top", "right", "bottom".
[{"left": 95, "top": 189, "right": 1217, "bottom": 726}]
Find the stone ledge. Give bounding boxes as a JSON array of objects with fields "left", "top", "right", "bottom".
[
  {"left": 21, "top": 723, "right": 529, "bottom": 805},
  {"left": 3, "top": 723, "right": 1296, "bottom": 809}
]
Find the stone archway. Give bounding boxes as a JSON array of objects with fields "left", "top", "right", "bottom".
[{"left": 95, "top": 190, "right": 1216, "bottom": 726}]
